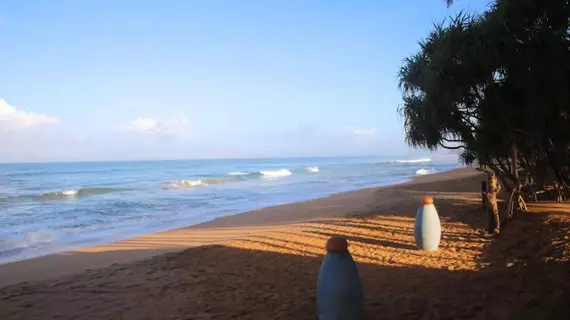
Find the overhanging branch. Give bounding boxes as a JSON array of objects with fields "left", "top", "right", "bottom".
[{"left": 439, "top": 141, "right": 465, "bottom": 149}]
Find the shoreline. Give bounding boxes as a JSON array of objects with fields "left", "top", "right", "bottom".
[
  {"left": 2, "top": 166, "right": 568, "bottom": 319},
  {"left": 0, "top": 167, "right": 477, "bottom": 287},
  {"left": 0, "top": 163, "right": 448, "bottom": 265}
]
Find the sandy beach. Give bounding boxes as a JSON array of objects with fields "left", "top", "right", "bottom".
[{"left": 1, "top": 168, "right": 569, "bottom": 319}]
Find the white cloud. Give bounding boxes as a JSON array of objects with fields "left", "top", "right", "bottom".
[
  {"left": 0, "top": 98, "right": 59, "bottom": 133},
  {"left": 123, "top": 117, "right": 159, "bottom": 133},
  {"left": 0, "top": 99, "right": 70, "bottom": 162},
  {"left": 347, "top": 126, "right": 378, "bottom": 136},
  {"left": 122, "top": 115, "right": 191, "bottom": 138}
]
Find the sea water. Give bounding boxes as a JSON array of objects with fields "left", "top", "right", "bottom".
[{"left": 0, "top": 157, "right": 457, "bottom": 263}]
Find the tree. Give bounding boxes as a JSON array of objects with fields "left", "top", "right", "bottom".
[{"left": 398, "top": 0, "right": 570, "bottom": 219}]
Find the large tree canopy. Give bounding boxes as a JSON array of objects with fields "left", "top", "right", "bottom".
[{"left": 399, "top": 0, "right": 570, "bottom": 199}]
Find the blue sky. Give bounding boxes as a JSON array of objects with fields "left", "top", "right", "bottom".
[{"left": 0, "top": 0, "right": 490, "bottom": 162}]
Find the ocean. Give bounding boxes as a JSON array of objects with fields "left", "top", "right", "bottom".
[{"left": 0, "top": 157, "right": 457, "bottom": 263}]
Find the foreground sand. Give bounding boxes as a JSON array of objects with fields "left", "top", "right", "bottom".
[{"left": 1, "top": 168, "right": 569, "bottom": 319}]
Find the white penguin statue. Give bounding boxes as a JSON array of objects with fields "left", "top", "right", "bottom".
[
  {"left": 317, "top": 236, "right": 364, "bottom": 320},
  {"left": 414, "top": 196, "right": 441, "bottom": 251}
]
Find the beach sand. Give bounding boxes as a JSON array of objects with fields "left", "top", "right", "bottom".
[{"left": 1, "top": 168, "right": 569, "bottom": 319}]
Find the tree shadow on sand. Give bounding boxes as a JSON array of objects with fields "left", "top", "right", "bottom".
[
  {"left": 1, "top": 205, "right": 569, "bottom": 320},
  {"left": 1, "top": 171, "right": 569, "bottom": 319}
]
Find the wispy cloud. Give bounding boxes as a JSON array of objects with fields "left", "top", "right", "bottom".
[
  {"left": 347, "top": 126, "right": 378, "bottom": 136},
  {"left": 122, "top": 115, "right": 191, "bottom": 138},
  {"left": 0, "top": 98, "right": 59, "bottom": 133},
  {"left": 123, "top": 117, "right": 159, "bottom": 134}
]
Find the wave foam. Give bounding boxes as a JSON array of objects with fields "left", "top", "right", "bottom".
[
  {"left": 60, "top": 189, "right": 78, "bottom": 196},
  {"left": 38, "top": 187, "right": 121, "bottom": 199},
  {"left": 259, "top": 169, "right": 292, "bottom": 178},
  {"left": 41, "top": 189, "right": 78, "bottom": 197},
  {"left": 162, "top": 177, "right": 235, "bottom": 189},
  {"left": 415, "top": 168, "right": 436, "bottom": 175},
  {"left": 228, "top": 171, "right": 249, "bottom": 176},
  {"left": 0, "top": 230, "right": 60, "bottom": 262},
  {"left": 162, "top": 179, "right": 205, "bottom": 189},
  {"left": 305, "top": 166, "right": 319, "bottom": 173},
  {"left": 393, "top": 158, "right": 432, "bottom": 164}
]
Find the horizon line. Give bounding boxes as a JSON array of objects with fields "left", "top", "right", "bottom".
[{"left": 0, "top": 153, "right": 437, "bottom": 165}]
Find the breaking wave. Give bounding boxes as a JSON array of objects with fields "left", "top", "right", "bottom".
[
  {"left": 164, "top": 170, "right": 293, "bottom": 188},
  {"left": 259, "top": 169, "right": 292, "bottom": 178},
  {"left": 393, "top": 158, "right": 432, "bottom": 164},
  {"left": 415, "top": 168, "right": 436, "bottom": 175},
  {"left": 161, "top": 178, "right": 236, "bottom": 189},
  {"left": 36, "top": 187, "right": 123, "bottom": 199},
  {"left": 228, "top": 171, "right": 249, "bottom": 176},
  {"left": 305, "top": 166, "right": 319, "bottom": 173},
  {"left": 162, "top": 179, "right": 205, "bottom": 188}
]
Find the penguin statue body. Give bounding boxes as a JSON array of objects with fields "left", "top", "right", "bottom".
[
  {"left": 414, "top": 196, "right": 441, "bottom": 251},
  {"left": 317, "top": 236, "right": 364, "bottom": 320}
]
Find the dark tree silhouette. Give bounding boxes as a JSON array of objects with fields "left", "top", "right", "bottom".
[{"left": 398, "top": 0, "right": 570, "bottom": 220}]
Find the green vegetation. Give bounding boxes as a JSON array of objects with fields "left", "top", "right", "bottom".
[{"left": 398, "top": 0, "right": 570, "bottom": 216}]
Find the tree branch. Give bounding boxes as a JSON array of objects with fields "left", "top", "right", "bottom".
[
  {"left": 439, "top": 141, "right": 465, "bottom": 149},
  {"left": 442, "top": 137, "right": 464, "bottom": 143}
]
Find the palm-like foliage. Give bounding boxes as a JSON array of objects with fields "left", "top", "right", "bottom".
[{"left": 399, "top": 0, "right": 570, "bottom": 198}]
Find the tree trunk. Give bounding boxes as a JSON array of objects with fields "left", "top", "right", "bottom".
[
  {"left": 485, "top": 175, "right": 501, "bottom": 234},
  {"left": 512, "top": 145, "right": 518, "bottom": 182},
  {"left": 507, "top": 145, "right": 528, "bottom": 218}
]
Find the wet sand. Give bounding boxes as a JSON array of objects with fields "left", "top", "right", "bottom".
[{"left": 1, "top": 168, "right": 569, "bottom": 319}]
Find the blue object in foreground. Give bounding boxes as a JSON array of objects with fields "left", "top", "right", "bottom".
[
  {"left": 317, "top": 236, "right": 364, "bottom": 320},
  {"left": 414, "top": 196, "right": 441, "bottom": 251}
]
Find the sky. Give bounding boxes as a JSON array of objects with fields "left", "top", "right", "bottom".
[{"left": 0, "top": 0, "right": 490, "bottom": 163}]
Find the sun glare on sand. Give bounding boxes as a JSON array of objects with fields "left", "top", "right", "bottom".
[{"left": 78, "top": 189, "right": 489, "bottom": 272}]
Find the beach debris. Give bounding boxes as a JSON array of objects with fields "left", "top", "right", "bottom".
[
  {"left": 317, "top": 236, "right": 364, "bottom": 320},
  {"left": 414, "top": 196, "right": 441, "bottom": 251}
]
